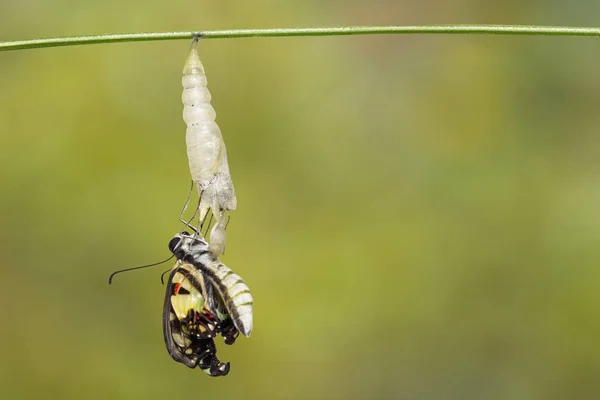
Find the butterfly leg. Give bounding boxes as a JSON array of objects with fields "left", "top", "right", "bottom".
[
  {"left": 179, "top": 181, "right": 200, "bottom": 235},
  {"left": 220, "top": 318, "right": 239, "bottom": 345},
  {"left": 185, "top": 309, "right": 220, "bottom": 339}
]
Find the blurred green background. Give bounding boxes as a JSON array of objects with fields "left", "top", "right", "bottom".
[{"left": 3, "top": 1, "right": 600, "bottom": 399}]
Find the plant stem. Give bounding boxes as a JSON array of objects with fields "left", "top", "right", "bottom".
[{"left": 2, "top": 25, "right": 600, "bottom": 52}]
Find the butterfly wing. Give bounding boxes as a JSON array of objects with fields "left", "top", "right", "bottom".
[{"left": 162, "top": 260, "right": 230, "bottom": 376}]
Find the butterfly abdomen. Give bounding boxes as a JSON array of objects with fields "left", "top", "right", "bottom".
[{"left": 189, "top": 252, "right": 254, "bottom": 338}]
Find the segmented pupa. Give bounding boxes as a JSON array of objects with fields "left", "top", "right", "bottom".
[{"left": 182, "top": 37, "right": 236, "bottom": 257}]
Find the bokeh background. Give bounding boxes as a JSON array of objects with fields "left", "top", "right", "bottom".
[{"left": 3, "top": 1, "right": 600, "bottom": 399}]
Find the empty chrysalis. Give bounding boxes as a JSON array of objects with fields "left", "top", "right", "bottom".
[{"left": 182, "top": 36, "right": 236, "bottom": 257}]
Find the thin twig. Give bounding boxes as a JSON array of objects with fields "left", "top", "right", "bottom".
[{"left": 1, "top": 25, "right": 600, "bottom": 52}]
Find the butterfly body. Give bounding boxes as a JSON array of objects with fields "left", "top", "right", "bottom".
[
  {"left": 163, "top": 232, "right": 253, "bottom": 376},
  {"left": 168, "top": 232, "right": 253, "bottom": 337}
]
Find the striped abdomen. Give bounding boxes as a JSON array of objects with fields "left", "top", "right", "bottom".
[
  {"left": 188, "top": 253, "right": 253, "bottom": 337},
  {"left": 169, "top": 233, "right": 253, "bottom": 337}
]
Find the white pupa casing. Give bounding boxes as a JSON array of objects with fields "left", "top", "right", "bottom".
[{"left": 182, "top": 40, "right": 237, "bottom": 229}]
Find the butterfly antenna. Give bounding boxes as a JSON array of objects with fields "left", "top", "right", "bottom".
[
  {"left": 108, "top": 255, "right": 175, "bottom": 285},
  {"left": 160, "top": 268, "right": 172, "bottom": 285}
]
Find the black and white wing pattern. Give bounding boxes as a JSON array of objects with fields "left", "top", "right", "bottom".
[
  {"left": 168, "top": 232, "right": 253, "bottom": 337},
  {"left": 162, "top": 259, "right": 240, "bottom": 377}
]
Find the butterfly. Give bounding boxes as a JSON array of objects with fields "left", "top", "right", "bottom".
[{"left": 163, "top": 232, "right": 253, "bottom": 376}]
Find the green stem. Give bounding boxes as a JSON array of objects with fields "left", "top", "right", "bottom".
[{"left": 2, "top": 25, "right": 600, "bottom": 52}]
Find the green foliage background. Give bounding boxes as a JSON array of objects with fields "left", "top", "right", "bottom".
[{"left": 2, "top": 1, "right": 600, "bottom": 399}]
